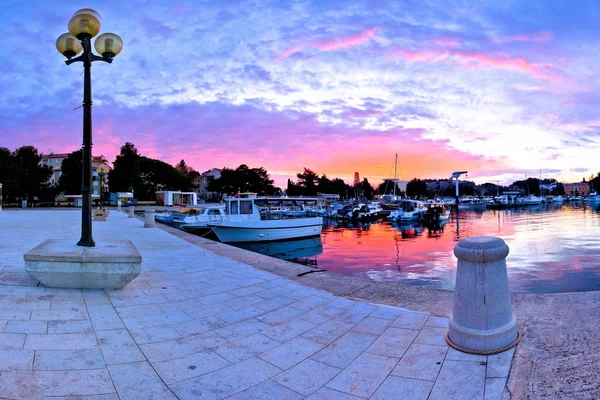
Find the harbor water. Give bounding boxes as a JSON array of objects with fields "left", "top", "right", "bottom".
[{"left": 233, "top": 202, "right": 600, "bottom": 293}]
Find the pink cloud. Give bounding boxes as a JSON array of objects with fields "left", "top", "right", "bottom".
[
  {"left": 275, "top": 27, "right": 380, "bottom": 62},
  {"left": 316, "top": 27, "right": 380, "bottom": 51},
  {"left": 492, "top": 31, "right": 552, "bottom": 44},
  {"left": 435, "top": 37, "right": 461, "bottom": 48},
  {"left": 392, "top": 46, "right": 559, "bottom": 81},
  {"left": 273, "top": 46, "right": 302, "bottom": 62}
]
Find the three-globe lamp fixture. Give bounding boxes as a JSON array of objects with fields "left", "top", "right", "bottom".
[{"left": 55, "top": 9, "right": 122, "bottom": 247}]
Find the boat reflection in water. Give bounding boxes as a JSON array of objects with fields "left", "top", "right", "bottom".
[{"left": 232, "top": 236, "right": 323, "bottom": 266}]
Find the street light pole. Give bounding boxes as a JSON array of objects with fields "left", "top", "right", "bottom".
[{"left": 56, "top": 9, "right": 123, "bottom": 247}]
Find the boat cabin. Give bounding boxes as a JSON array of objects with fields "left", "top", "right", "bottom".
[{"left": 224, "top": 197, "right": 320, "bottom": 220}]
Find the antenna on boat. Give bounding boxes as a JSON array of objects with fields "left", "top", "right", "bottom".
[{"left": 393, "top": 154, "right": 398, "bottom": 199}]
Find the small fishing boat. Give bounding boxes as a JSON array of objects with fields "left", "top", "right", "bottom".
[
  {"left": 422, "top": 203, "right": 450, "bottom": 223},
  {"left": 457, "top": 196, "right": 488, "bottom": 210},
  {"left": 584, "top": 192, "right": 600, "bottom": 202},
  {"left": 208, "top": 196, "right": 323, "bottom": 243},
  {"left": 388, "top": 199, "right": 427, "bottom": 221}
]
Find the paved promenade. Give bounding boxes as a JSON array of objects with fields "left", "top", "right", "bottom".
[{"left": 0, "top": 210, "right": 512, "bottom": 399}]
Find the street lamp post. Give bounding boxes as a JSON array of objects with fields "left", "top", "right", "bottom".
[
  {"left": 56, "top": 9, "right": 122, "bottom": 247},
  {"left": 96, "top": 163, "right": 109, "bottom": 210}
]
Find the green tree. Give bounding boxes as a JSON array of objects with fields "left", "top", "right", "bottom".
[
  {"left": 175, "top": 159, "right": 200, "bottom": 192},
  {"left": 406, "top": 178, "right": 427, "bottom": 197},
  {"left": 137, "top": 157, "right": 185, "bottom": 200},
  {"left": 207, "top": 164, "right": 278, "bottom": 196},
  {"left": 108, "top": 142, "right": 142, "bottom": 194},
  {"left": 296, "top": 168, "right": 319, "bottom": 196},
  {"left": 377, "top": 179, "right": 403, "bottom": 196},
  {"left": 58, "top": 150, "right": 83, "bottom": 195},
  {"left": 360, "top": 178, "right": 374, "bottom": 199},
  {"left": 14, "top": 146, "right": 53, "bottom": 203}
]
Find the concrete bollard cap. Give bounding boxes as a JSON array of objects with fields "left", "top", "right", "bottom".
[{"left": 454, "top": 236, "right": 509, "bottom": 263}]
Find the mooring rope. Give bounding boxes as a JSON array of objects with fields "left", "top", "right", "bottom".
[{"left": 444, "top": 331, "right": 522, "bottom": 356}]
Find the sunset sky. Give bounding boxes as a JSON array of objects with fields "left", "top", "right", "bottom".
[{"left": 2, "top": 0, "right": 600, "bottom": 188}]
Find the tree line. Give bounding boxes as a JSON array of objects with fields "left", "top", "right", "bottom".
[
  {"left": 0, "top": 143, "right": 199, "bottom": 205},
  {"left": 0, "top": 143, "right": 594, "bottom": 205}
]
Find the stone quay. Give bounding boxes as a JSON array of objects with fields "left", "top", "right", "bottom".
[{"left": 0, "top": 208, "right": 598, "bottom": 398}]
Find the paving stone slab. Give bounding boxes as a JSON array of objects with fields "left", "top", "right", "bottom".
[
  {"left": 273, "top": 358, "right": 342, "bottom": 396},
  {"left": 95, "top": 328, "right": 146, "bottom": 365},
  {"left": 390, "top": 311, "right": 429, "bottom": 330},
  {"left": 351, "top": 317, "right": 392, "bottom": 335},
  {"left": 130, "top": 325, "right": 182, "bottom": 344},
  {"left": 0, "top": 349, "right": 34, "bottom": 370},
  {"left": 391, "top": 343, "right": 448, "bottom": 381},
  {"left": 325, "top": 352, "right": 399, "bottom": 398},
  {"left": 108, "top": 361, "right": 177, "bottom": 400},
  {"left": 152, "top": 350, "right": 231, "bottom": 384},
  {"left": 0, "top": 369, "right": 115, "bottom": 398},
  {"left": 487, "top": 348, "right": 515, "bottom": 378},
  {"left": 169, "top": 357, "right": 281, "bottom": 400},
  {"left": 305, "top": 387, "right": 362, "bottom": 399},
  {"left": 365, "top": 326, "right": 418, "bottom": 358},
  {"left": 302, "top": 319, "right": 355, "bottom": 345},
  {"left": 47, "top": 319, "right": 94, "bottom": 334},
  {"left": 0, "top": 333, "right": 27, "bottom": 351},
  {"left": 259, "top": 336, "right": 324, "bottom": 369},
  {"left": 371, "top": 375, "right": 433, "bottom": 400},
  {"left": 139, "top": 331, "right": 228, "bottom": 362},
  {"left": 215, "top": 332, "right": 281, "bottom": 363},
  {"left": 260, "top": 318, "right": 317, "bottom": 342},
  {"left": 33, "top": 348, "right": 105, "bottom": 370},
  {"left": 24, "top": 333, "right": 98, "bottom": 350},
  {"left": 485, "top": 377, "right": 508, "bottom": 400},
  {"left": 4, "top": 320, "right": 47, "bottom": 334},
  {"left": 213, "top": 319, "right": 272, "bottom": 341},
  {"left": 413, "top": 327, "right": 448, "bottom": 346},
  {"left": 228, "top": 379, "right": 305, "bottom": 400},
  {"left": 429, "top": 360, "right": 486, "bottom": 400},
  {"left": 311, "top": 330, "right": 378, "bottom": 369},
  {"left": 86, "top": 303, "right": 125, "bottom": 331}
]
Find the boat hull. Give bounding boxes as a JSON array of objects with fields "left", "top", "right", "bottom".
[
  {"left": 458, "top": 203, "right": 488, "bottom": 211},
  {"left": 209, "top": 218, "right": 323, "bottom": 243}
]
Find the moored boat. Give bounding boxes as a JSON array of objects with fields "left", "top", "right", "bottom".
[
  {"left": 208, "top": 196, "right": 323, "bottom": 243},
  {"left": 422, "top": 203, "right": 450, "bottom": 223}
]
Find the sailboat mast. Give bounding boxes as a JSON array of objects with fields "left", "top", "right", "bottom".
[{"left": 393, "top": 153, "right": 398, "bottom": 198}]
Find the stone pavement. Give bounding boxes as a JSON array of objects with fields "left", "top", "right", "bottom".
[{"left": 0, "top": 210, "right": 514, "bottom": 399}]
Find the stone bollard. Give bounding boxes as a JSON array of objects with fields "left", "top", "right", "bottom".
[
  {"left": 447, "top": 236, "right": 520, "bottom": 354},
  {"left": 144, "top": 210, "right": 156, "bottom": 228},
  {"left": 117, "top": 200, "right": 122, "bottom": 212},
  {"left": 128, "top": 206, "right": 135, "bottom": 218}
]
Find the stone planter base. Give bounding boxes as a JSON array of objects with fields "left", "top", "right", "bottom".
[{"left": 24, "top": 239, "right": 142, "bottom": 289}]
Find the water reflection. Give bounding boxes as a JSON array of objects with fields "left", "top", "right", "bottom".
[
  {"left": 233, "top": 236, "right": 323, "bottom": 267},
  {"left": 235, "top": 203, "right": 600, "bottom": 293}
]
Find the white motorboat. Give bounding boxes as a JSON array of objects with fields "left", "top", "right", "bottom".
[
  {"left": 457, "top": 196, "right": 488, "bottom": 210},
  {"left": 584, "top": 192, "right": 600, "bottom": 202},
  {"left": 422, "top": 203, "right": 450, "bottom": 223},
  {"left": 388, "top": 199, "right": 427, "bottom": 221},
  {"left": 208, "top": 196, "right": 323, "bottom": 243},
  {"left": 522, "top": 195, "right": 543, "bottom": 206},
  {"left": 546, "top": 196, "right": 565, "bottom": 204},
  {"left": 176, "top": 205, "right": 228, "bottom": 229}
]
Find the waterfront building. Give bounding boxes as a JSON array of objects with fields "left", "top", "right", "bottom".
[
  {"left": 564, "top": 182, "right": 590, "bottom": 196},
  {"left": 41, "top": 152, "right": 109, "bottom": 196},
  {"left": 196, "top": 168, "right": 222, "bottom": 199},
  {"left": 41, "top": 153, "right": 69, "bottom": 185}
]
